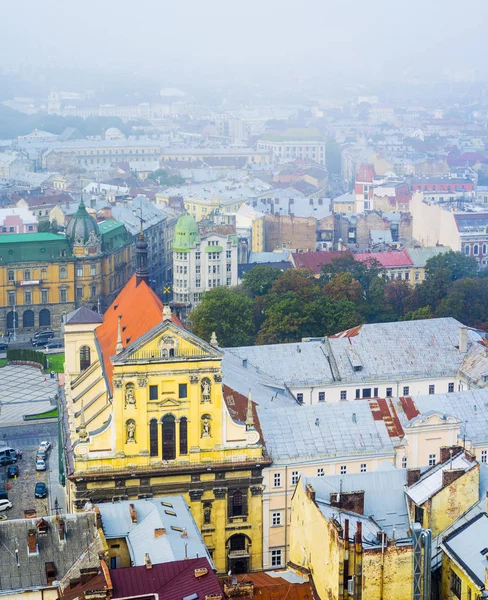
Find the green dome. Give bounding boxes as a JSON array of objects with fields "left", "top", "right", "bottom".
[
  {"left": 173, "top": 214, "right": 200, "bottom": 251},
  {"left": 66, "top": 200, "right": 99, "bottom": 244}
]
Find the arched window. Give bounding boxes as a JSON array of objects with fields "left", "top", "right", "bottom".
[
  {"left": 80, "top": 346, "right": 91, "bottom": 371},
  {"left": 23, "top": 310, "right": 34, "bottom": 328},
  {"left": 179, "top": 417, "right": 188, "bottom": 455},
  {"left": 465, "top": 245, "right": 471, "bottom": 255},
  {"left": 6, "top": 311, "right": 18, "bottom": 330},
  {"left": 59, "top": 266, "right": 67, "bottom": 280},
  {"left": 149, "top": 419, "right": 159, "bottom": 457},
  {"left": 483, "top": 244, "right": 487, "bottom": 255},
  {"left": 162, "top": 415, "right": 176, "bottom": 460},
  {"left": 7, "top": 270, "right": 14, "bottom": 282},
  {"left": 474, "top": 244, "right": 479, "bottom": 255},
  {"left": 39, "top": 309, "right": 51, "bottom": 326},
  {"left": 228, "top": 490, "right": 247, "bottom": 518},
  {"left": 24, "top": 269, "right": 31, "bottom": 281},
  {"left": 40, "top": 268, "right": 47, "bottom": 281}
]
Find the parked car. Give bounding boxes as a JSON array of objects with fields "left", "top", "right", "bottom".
[
  {"left": 32, "top": 337, "right": 51, "bottom": 347},
  {"left": 0, "top": 342, "right": 8, "bottom": 351},
  {"left": 35, "top": 459, "right": 46, "bottom": 471},
  {"left": 0, "top": 500, "right": 12, "bottom": 512},
  {"left": 0, "top": 456, "right": 16, "bottom": 466},
  {"left": 36, "top": 449, "right": 47, "bottom": 460},
  {"left": 7, "top": 465, "right": 18, "bottom": 478},
  {"left": 32, "top": 330, "right": 54, "bottom": 341},
  {"left": 46, "top": 340, "right": 62, "bottom": 349},
  {"left": 38, "top": 441, "right": 52, "bottom": 452},
  {"left": 35, "top": 482, "right": 47, "bottom": 498}
]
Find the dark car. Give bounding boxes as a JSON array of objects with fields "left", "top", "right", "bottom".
[
  {"left": 31, "top": 336, "right": 51, "bottom": 347},
  {"left": 0, "top": 342, "right": 8, "bottom": 351},
  {"left": 46, "top": 340, "right": 62, "bottom": 349},
  {"left": 36, "top": 449, "right": 47, "bottom": 460},
  {"left": 0, "top": 456, "right": 16, "bottom": 466},
  {"left": 7, "top": 464, "right": 18, "bottom": 478},
  {"left": 32, "top": 330, "right": 54, "bottom": 340},
  {"left": 35, "top": 482, "right": 47, "bottom": 498}
]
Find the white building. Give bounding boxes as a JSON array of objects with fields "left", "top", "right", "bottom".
[
  {"left": 172, "top": 214, "right": 238, "bottom": 317},
  {"left": 257, "top": 128, "right": 326, "bottom": 165}
]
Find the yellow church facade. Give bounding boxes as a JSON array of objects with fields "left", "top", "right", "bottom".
[{"left": 62, "top": 240, "right": 266, "bottom": 573}]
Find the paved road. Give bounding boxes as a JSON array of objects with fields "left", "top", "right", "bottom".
[{"left": 0, "top": 422, "right": 66, "bottom": 519}]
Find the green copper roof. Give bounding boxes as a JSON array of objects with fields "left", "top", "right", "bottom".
[
  {"left": 66, "top": 199, "right": 99, "bottom": 244},
  {"left": 0, "top": 233, "right": 72, "bottom": 263},
  {"left": 99, "top": 220, "right": 130, "bottom": 252},
  {"left": 173, "top": 214, "right": 200, "bottom": 251}
]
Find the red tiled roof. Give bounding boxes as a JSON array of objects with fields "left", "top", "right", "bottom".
[
  {"left": 111, "top": 557, "right": 221, "bottom": 600},
  {"left": 291, "top": 251, "right": 352, "bottom": 273},
  {"left": 353, "top": 250, "right": 413, "bottom": 268},
  {"left": 96, "top": 274, "right": 182, "bottom": 393},
  {"left": 223, "top": 384, "right": 263, "bottom": 443},
  {"left": 224, "top": 572, "right": 314, "bottom": 600},
  {"left": 399, "top": 396, "right": 421, "bottom": 420},
  {"left": 356, "top": 164, "right": 375, "bottom": 183}
]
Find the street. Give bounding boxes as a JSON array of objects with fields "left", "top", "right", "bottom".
[{"left": 0, "top": 422, "right": 66, "bottom": 519}]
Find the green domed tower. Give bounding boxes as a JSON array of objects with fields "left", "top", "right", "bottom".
[
  {"left": 173, "top": 214, "right": 200, "bottom": 252},
  {"left": 66, "top": 200, "right": 101, "bottom": 255}
]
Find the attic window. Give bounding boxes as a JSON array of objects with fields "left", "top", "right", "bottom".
[
  {"left": 171, "top": 526, "right": 184, "bottom": 532},
  {"left": 165, "top": 510, "right": 177, "bottom": 516},
  {"left": 113, "top": 304, "right": 119, "bottom": 311},
  {"left": 481, "top": 547, "right": 488, "bottom": 555},
  {"left": 161, "top": 502, "right": 173, "bottom": 508}
]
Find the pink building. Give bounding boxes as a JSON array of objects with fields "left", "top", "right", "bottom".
[{"left": 0, "top": 207, "right": 38, "bottom": 234}]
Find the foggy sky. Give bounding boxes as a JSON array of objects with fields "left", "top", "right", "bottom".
[{"left": 2, "top": 0, "right": 488, "bottom": 83}]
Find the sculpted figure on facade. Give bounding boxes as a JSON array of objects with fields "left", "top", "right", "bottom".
[
  {"left": 201, "top": 378, "right": 211, "bottom": 402},
  {"left": 126, "top": 419, "right": 136, "bottom": 442},
  {"left": 125, "top": 385, "right": 136, "bottom": 407}
]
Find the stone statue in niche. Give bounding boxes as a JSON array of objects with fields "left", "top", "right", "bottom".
[
  {"left": 125, "top": 386, "right": 136, "bottom": 408},
  {"left": 201, "top": 416, "right": 211, "bottom": 438},
  {"left": 201, "top": 378, "right": 211, "bottom": 402},
  {"left": 126, "top": 420, "right": 136, "bottom": 443},
  {"left": 203, "top": 503, "right": 212, "bottom": 525}
]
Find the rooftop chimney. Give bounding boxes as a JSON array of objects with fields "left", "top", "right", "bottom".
[
  {"left": 58, "top": 517, "right": 66, "bottom": 543},
  {"left": 80, "top": 567, "right": 99, "bottom": 585},
  {"left": 305, "top": 484, "right": 316, "bottom": 503},
  {"left": 27, "top": 528, "right": 38, "bottom": 555},
  {"left": 407, "top": 468, "right": 421, "bottom": 487},
  {"left": 129, "top": 503, "right": 137, "bottom": 524},
  {"left": 440, "top": 445, "right": 463, "bottom": 464},
  {"left": 330, "top": 490, "right": 365, "bottom": 515},
  {"left": 154, "top": 527, "right": 166, "bottom": 538},
  {"left": 442, "top": 468, "right": 465, "bottom": 488},
  {"left": 144, "top": 553, "right": 152, "bottom": 569},
  {"left": 45, "top": 562, "right": 57, "bottom": 586},
  {"left": 459, "top": 325, "right": 468, "bottom": 353}
]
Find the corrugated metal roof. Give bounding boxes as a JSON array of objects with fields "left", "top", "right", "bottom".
[
  {"left": 305, "top": 465, "right": 410, "bottom": 541},
  {"left": 406, "top": 454, "right": 475, "bottom": 506},
  {"left": 354, "top": 250, "right": 413, "bottom": 268},
  {"left": 96, "top": 496, "right": 212, "bottom": 567},
  {"left": 257, "top": 400, "right": 396, "bottom": 463},
  {"left": 110, "top": 557, "right": 221, "bottom": 600},
  {"left": 406, "top": 246, "right": 451, "bottom": 268}
]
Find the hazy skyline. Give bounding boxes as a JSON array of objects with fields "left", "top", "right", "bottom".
[{"left": 2, "top": 0, "right": 488, "bottom": 86}]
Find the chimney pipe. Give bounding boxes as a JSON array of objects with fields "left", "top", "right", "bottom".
[
  {"left": 145, "top": 553, "right": 152, "bottom": 569},
  {"left": 129, "top": 503, "right": 137, "bottom": 524},
  {"left": 459, "top": 326, "right": 468, "bottom": 353}
]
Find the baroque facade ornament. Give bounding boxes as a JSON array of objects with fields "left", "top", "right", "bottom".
[
  {"left": 137, "top": 377, "right": 148, "bottom": 388},
  {"left": 113, "top": 378, "right": 123, "bottom": 389},
  {"left": 213, "top": 487, "right": 227, "bottom": 499},
  {"left": 213, "top": 373, "right": 223, "bottom": 383},
  {"left": 126, "top": 419, "right": 136, "bottom": 443},
  {"left": 189, "top": 375, "right": 199, "bottom": 384}
]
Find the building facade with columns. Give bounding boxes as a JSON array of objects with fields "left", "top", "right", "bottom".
[{"left": 61, "top": 238, "right": 266, "bottom": 574}]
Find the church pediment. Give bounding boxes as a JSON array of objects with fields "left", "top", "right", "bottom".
[
  {"left": 113, "top": 320, "right": 223, "bottom": 364},
  {"left": 157, "top": 398, "right": 181, "bottom": 407}
]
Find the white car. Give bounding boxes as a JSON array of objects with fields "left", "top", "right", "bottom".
[
  {"left": 36, "top": 459, "right": 46, "bottom": 471},
  {"left": 0, "top": 500, "right": 12, "bottom": 512},
  {"left": 39, "top": 441, "right": 51, "bottom": 452}
]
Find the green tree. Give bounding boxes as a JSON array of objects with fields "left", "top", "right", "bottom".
[
  {"left": 148, "top": 168, "right": 184, "bottom": 186},
  {"left": 323, "top": 272, "right": 363, "bottom": 303},
  {"left": 311, "top": 296, "right": 362, "bottom": 336},
  {"left": 37, "top": 220, "right": 51, "bottom": 232},
  {"left": 383, "top": 280, "right": 412, "bottom": 320},
  {"left": 189, "top": 288, "right": 255, "bottom": 347},
  {"left": 242, "top": 265, "right": 282, "bottom": 297},
  {"left": 403, "top": 306, "right": 435, "bottom": 321},
  {"left": 256, "top": 292, "right": 314, "bottom": 344},
  {"left": 425, "top": 250, "right": 478, "bottom": 282},
  {"left": 269, "top": 268, "right": 320, "bottom": 301},
  {"left": 436, "top": 278, "right": 488, "bottom": 327}
]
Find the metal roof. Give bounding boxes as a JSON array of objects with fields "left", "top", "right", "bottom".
[
  {"left": 96, "top": 496, "right": 213, "bottom": 568},
  {"left": 443, "top": 512, "right": 488, "bottom": 588},
  {"left": 305, "top": 464, "right": 410, "bottom": 541},
  {"left": 227, "top": 318, "right": 481, "bottom": 387},
  {"left": 257, "top": 400, "right": 395, "bottom": 463},
  {"left": 406, "top": 454, "right": 475, "bottom": 506}
]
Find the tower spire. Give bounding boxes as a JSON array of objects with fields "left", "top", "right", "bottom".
[
  {"left": 116, "top": 314, "right": 123, "bottom": 353},
  {"left": 135, "top": 214, "right": 149, "bottom": 287},
  {"left": 245, "top": 389, "right": 255, "bottom": 431}
]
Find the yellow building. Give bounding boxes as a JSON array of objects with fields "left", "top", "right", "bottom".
[
  {"left": 0, "top": 201, "right": 132, "bottom": 332},
  {"left": 62, "top": 241, "right": 267, "bottom": 574},
  {"left": 289, "top": 471, "right": 415, "bottom": 600}
]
